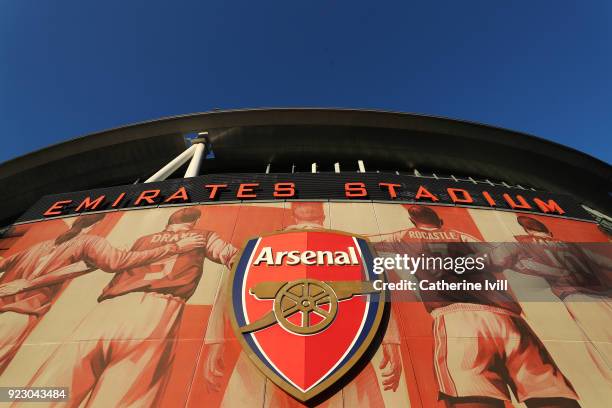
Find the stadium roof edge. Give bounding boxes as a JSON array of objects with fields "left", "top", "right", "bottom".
[
  {"left": 2, "top": 108, "right": 610, "bottom": 172},
  {"left": 0, "top": 108, "right": 610, "bottom": 226}
]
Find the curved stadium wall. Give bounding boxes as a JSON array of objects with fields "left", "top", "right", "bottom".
[{"left": 0, "top": 109, "right": 610, "bottom": 407}]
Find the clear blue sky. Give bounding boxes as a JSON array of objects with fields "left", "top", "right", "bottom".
[{"left": 1, "top": 1, "right": 610, "bottom": 164}]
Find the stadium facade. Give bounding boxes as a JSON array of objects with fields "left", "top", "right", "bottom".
[{"left": 0, "top": 109, "right": 610, "bottom": 407}]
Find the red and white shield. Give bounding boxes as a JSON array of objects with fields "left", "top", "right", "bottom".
[{"left": 229, "top": 230, "right": 385, "bottom": 401}]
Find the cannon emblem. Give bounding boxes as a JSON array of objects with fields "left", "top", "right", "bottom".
[{"left": 240, "top": 278, "right": 377, "bottom": 335}]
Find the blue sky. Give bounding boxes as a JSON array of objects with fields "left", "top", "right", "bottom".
[{"left": 1, "top": 1, "right": 611, "bottom": 164}]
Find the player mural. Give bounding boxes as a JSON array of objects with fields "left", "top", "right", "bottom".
[
  {"left": 370, "top": 205, "right": 581, "bottom": 408},
  {"left": 512, "top": 215, "right": 612, "bottom": 381},
  {"left": 1, "top": 208, "right": 236, "bottom": 407},
  {"left": 0, "top": 202, "right": 609, "bottom": 407},
  {"left": 0, "top": 213, "right": 201, "bottom": 376}
]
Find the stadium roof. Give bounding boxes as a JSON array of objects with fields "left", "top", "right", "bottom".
[{"left": 1, "top": 108, "right": 610, "bottom": 226}]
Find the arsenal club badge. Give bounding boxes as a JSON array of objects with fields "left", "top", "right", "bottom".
[{"left": 228, "top": 230, "right": 386, "bottom": 401}]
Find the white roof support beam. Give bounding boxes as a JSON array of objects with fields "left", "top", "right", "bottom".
[
  {"left": 357, "top": 160, "right": 365, "bottom": 173},
  {"left": 144, "top": 144, "right": 197, "bottom": 183},
  {"left": 184, "top": 142, "right": 206, "bottom": 178},
  {"left": 582, "top": 205, "right": 612, "bottom": 223}
]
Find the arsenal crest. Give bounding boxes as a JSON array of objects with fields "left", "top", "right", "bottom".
[{"left": 228, "top": 230, "right": 386, "bottom": 401}]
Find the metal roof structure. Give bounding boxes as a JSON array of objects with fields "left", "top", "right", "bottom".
[{"left": 1, "top": 108, "right": 610, "bottom": 226}]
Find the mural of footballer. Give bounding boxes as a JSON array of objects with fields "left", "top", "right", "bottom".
[
  {"left": 0, "top": 213, "right": 202, "bottom": 377},
  {"left": 369, "top": 205, "right": 580, "bottom": 408},
  {"left": 510, "top": 215, "right": 612, "bottom": 381},
  {"left": 9, "top": 207, "right": 238, "bottom": 407}
]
